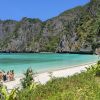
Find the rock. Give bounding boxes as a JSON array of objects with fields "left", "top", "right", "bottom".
[{"left": 0, "top": 0, "right": 100, "bottom": 53}]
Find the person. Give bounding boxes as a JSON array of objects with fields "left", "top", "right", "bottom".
[
  {"left": 11, "top": 70, "right": 14, "bottom": 80},
  {"left": 9, "top": 70, "right": 12, "bottom": 81},
  {"left": 9, "top": 70, "right": 14, "bottom": 81},
  {"left": 6, "top": 71, "right": 10, "bottom": 81},
  {"left": 3, "top": 72, "right": 7, "bottom": 82},
  {"left": 0, "top": 72, "right": 3, "bottom": 81}
]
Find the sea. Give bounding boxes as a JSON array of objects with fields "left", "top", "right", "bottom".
[{"left": 0, "top": 53, "right": 99, "bottom": 75}]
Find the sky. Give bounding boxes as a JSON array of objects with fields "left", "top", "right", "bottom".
[{"left": 0, "top": 0, "right": 90, "bottom": 21}]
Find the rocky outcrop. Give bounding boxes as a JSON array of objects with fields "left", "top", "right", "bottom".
[{"left": 0, "top": 0, "right": 100, "bottom": 53}]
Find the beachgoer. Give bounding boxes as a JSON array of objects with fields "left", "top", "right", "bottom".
[
  {"left": 0, "top": 72, "right": 3, "bottom": 81},
  {"left": 3, "top": 72, "right": 7, "bottom": 82},
  {"left": 11, "top": 70, "right": 14, "bottom": 80},
  {"left": 9, "top": 70, "right": 14, "bottom": 81},
  {"left": 9, "top": 70, "right": 12, "bottom": 81},
  {"left": 6, "top": 71, "right": 10, "bottom": 81}
]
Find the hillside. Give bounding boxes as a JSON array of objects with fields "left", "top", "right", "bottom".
[{"left": 0, "top": 0, "right": 100, "bottom": 53}]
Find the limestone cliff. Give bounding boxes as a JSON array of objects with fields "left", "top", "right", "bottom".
[{"left": 0, "top": 0, "right": 100, "bottom": 53}]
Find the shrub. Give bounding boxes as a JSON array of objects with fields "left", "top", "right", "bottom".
[{"left": 21, "top": 68, "right": 35, "bottom": 88}]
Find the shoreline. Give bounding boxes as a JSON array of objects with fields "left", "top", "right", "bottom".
[
  {"left": 13, "top": 61, "right": 97, "bottom": 78},
  {"left": 36, "top": 61, "right": 97, "bottom": 74},
  {"left": 3, "top": 62, "right": 96, "bottom": 92},
  {"left": 0, "top": 51, "right": 95, "bottom": 55}
]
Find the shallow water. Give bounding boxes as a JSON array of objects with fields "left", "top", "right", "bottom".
[{"left": 0, "top": 53, "right": 99, "bottom": 75}]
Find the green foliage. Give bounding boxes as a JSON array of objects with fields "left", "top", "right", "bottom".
[
  {"left": 0, "top": 84, "right": 19, "bottom": 100},
  {"left": 95, "top": 61, "right": 100, "bottom": 77},
  {"left": 8, "top": 88, "right": 19, "bottom": 100},
  {"left": 13, "top": 22, "right": 21, "bottom": 38},
  {"left": 22, "top": 17, "right": 42, "bottom": 23},
  {"left": 86, "top": 61, "right": 100, "bottom": 76},
  {"left": 16, "top": 62, "right": 100, "bottom": 100},
  {"left": 21, "top": 68, "right": 34, "bottom": 88},
  {"left": 44, "top": 36, "right": 60, "bottom": 52}
]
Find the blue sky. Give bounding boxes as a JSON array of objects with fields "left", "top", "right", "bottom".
[{"left": 0, "top": 0, "right": 90, "bottom": 21}]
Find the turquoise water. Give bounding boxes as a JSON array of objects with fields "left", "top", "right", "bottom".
[{"left": 0, "top": 53, "right": 99, "bottom": 75}]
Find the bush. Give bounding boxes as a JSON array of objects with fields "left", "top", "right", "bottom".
[
  {"left": 97, "top": 60, "right": 100, "bottom": 65},
  {"left": 21, "top": 68, "right": 34, "bottom": 88}
]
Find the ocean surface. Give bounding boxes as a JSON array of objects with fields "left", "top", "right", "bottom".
[{"left": 0, "top": 53, "right": 99, "bottom": 75}]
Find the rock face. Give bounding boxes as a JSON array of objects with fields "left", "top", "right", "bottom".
[{"left": 0, "top": 0, "right": 100, "bottom": 53}]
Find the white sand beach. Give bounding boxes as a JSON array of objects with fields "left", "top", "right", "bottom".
[{"left": 3, "top": 62, "right": 96, "bottom": 92}]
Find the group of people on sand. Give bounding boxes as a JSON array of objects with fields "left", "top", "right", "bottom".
[{"left": 0, "top": 70, "right": 14, "bottom": 82}]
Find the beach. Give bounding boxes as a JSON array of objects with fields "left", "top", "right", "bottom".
[{"left": 3, "top": 62, "right": 96, "bottom": 92}]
